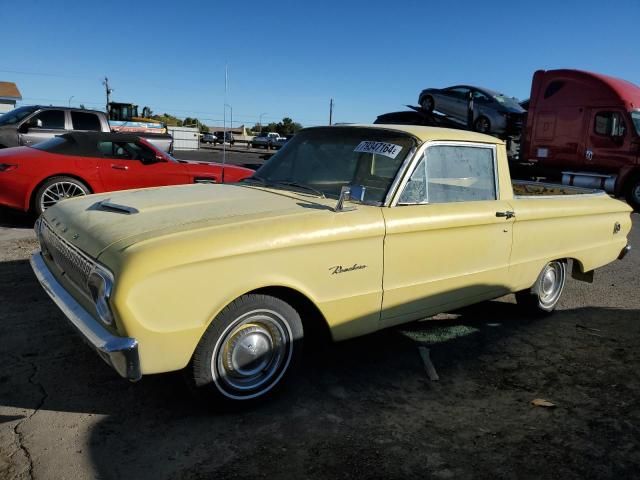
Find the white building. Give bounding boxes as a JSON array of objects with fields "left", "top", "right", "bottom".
[{"left": 0, "top": 82, "right": 22, "bottom": 114}]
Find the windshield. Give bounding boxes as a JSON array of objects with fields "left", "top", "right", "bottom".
[
  {"left": 0, "top": 106, "right": 38, "bottom": 126},
  {"left": 251, "top": 127, "right": 416, "bottom": 204},
  {"left": 493, "top": 94, "right": 524, "bottom": 110},
  {"left": 632, "top": 111, "right": 640, "bottom": 136}
]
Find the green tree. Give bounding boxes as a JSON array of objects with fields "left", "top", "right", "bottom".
[{"left": 277, "top": 117, "right": 303, "bottom": 135}]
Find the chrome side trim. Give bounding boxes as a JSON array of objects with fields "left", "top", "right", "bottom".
[
  {"left": 30, "top": 252, "right": 141, "bottom": 381},
  {"left": 383, "top": 145, "right": 417, "bottom": 206}
]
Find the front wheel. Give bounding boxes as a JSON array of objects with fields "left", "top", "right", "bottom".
[
  {"left": 189, "top": 294, "right": 303, "bottom": 404},
  {"left": 34, "top": 176, "right": 90, "bottom": 215},
  {"left": 516, "top": 260, "right": 567, "bottom": 314}
]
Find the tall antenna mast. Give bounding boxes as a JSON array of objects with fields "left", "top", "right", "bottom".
[
  {"left": 329, "top": 98, "right": 334, "bottom": 125},
  {"left": 102, "top": 76, "right": 113, "bottom": 113},
  {"left": 222, "top": 65, "right": 228, "bottom": 183}
]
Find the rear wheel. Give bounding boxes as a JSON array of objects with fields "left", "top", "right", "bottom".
[
  {"left": 421, "top": 95, "right": 435, "bottom": 113},
  {"left": 516, "top": 260, "right": 567, "bottom": 314},
  {"left": 34, "top": 176, "right": 90, "bottom": 215},
  {"left": 189, "top": 294, "right": 303, "bottom": 405},
  {"left": 624, "top": 174, "right": 640, "bottom": 210},
  {"left": 474, "top": 116, "right": 491, "bottom": 133}
]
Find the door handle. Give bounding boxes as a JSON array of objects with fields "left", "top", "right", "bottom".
[
  {"left": 111, "top": 164, "right": 128, "bottom": 170},
  {"left": 496, "top": 210, "right": 515, "bottom": 219}
]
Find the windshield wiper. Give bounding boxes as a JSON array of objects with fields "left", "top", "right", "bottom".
[
  {"left": 271, "top": 181, "right": 326, "bottom": 198},
  {"left": 239, "top": 177, "right": 325, "bottom": 198}
]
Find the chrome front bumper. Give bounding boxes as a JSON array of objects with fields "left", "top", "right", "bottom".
[
  {"left": 30, "top": 252, "right": 141, "bottom": 381},
  {"left": 619, "top": 244, "right": 631, "bottom": 260}
]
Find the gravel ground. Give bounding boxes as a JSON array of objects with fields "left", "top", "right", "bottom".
[{"left": 0, "top": 210, "right": 638, "bottom": 480}]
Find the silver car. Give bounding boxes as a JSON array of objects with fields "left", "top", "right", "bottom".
[{"left": 418, "top": 85, "right": 525, "bottom": 136}]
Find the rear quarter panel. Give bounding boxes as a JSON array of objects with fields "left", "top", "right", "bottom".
[{"left": 509, "top": 194, "right": 632, "bottom": 291}]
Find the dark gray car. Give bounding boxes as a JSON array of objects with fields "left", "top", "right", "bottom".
[{"left": 418, "top": 85, "right": 525, "bottom": 136}]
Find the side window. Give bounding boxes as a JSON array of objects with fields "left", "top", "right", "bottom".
[
  {"left": 30, "top": 110, "right": 65, "bottom": 130},
  {"left": 447, "top": 87, "right": 470, "bottom": 100},
  {"left": 398, "top": 153, "right": 427, "bottom": 204},
  {"left": 473, "top": 91, "right": 490, "bottom": 103},
  {"left": 594, "top": 112, "right": 626, "bottom": 137},
  {"left": 98, "top": 141, "right": 133, "bottom": 159},
  {"left": 399, "top": 145, "right": 496, "bottom": 204},
  {"left": 71, "top": 112, "right": 102, "bottom": 131}
]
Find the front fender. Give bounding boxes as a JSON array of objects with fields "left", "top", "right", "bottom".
[{"left": 106, "top": 214, "right": 385, "bottom": 375}]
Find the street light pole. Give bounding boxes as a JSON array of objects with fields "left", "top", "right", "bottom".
[
  {"left": 259, "top": 112, "right": 268, "bottom": 133},
  {"left": 224, "top": 104, "right": 233, "bottom": 130},
  {"left": 68, "top": 96, "right": 75, "bottom": 107}
]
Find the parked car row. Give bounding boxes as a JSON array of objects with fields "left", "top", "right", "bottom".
[{"left": 201, "top": 131, "right": 235, "bottom": 145}]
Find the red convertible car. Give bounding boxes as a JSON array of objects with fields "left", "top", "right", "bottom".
[{"left": 0, "top": 132, "right": 254, "bottom": 214}]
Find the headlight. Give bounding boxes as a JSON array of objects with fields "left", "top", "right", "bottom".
[{"left": 87, "top": 265, "right": 114, "bottom": 326}]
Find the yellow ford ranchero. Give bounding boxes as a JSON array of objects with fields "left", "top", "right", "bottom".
[{"left": 31, "top": 125, "right": 632, "bottom": 403}]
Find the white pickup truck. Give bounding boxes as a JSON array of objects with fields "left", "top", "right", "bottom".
[{"left": 251, "top": 132, "right": 282, "bottom": 149}]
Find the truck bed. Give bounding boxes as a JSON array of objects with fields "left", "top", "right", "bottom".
[{"left": 512, "top": 180, "right": 604, "bottom": 197}]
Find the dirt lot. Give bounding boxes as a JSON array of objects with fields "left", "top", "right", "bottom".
[{"left": 1, "top": 208, "right": 639, "bottom": 480}]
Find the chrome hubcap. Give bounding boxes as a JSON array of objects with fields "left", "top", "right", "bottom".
[
  {"left": 41, "top": 182, "right": 87, "bottom": 211},
  {"left": 477, "top": 119, "right": 489, "bottom": 132},
  {"left": 424, "top": 97, "right": 434, "bottom": 110},
  {"left": 539, "top": 261, "right": 565, "bottom": 308},
  {"left": 632, "top": 183, "right": 640, "bottom": 203},
  {"left": 213, "top": 309, "right": 292, "bottom": 399}
]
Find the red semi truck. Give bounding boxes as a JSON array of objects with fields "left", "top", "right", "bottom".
[{"left": 519, "top": 69, "right": 640, "bottom": 209}]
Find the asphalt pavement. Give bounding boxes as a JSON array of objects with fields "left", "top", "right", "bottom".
[
  {"left": 0, "top": 207, "right": 639, "bottom": 479},
  {"left": 175, "top": 145, "right": 274, "bottom": 170}
]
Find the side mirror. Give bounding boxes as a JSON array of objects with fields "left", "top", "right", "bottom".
[
  {"left": 17, "top": 123, "right": 29, "bottom": 134},
  {"left": 141, "top": 154, "right": 166, "bottom": 164}
]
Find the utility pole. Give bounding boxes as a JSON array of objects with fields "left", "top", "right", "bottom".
[
  {"left": 102, "top": 76, "right": 113, "bottom": 113},
  {"left": 329, "top": 98, "right": 334, "bottom": 125}
]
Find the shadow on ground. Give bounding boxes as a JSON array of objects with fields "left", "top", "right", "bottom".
[
  {"left": 1, "top": 256, "right": 639, "bottom": 479},
  {"left": 0, "top": 207, "right": 34, "bottom": 229}
]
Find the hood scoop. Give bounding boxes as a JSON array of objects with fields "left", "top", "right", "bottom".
[{"left": 90, "top": 200, "right": 139, "bottom": 215}]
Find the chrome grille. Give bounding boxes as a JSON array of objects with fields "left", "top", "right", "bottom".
[{"left": 39, "top": 219, "right": 95, "bottom": 294}]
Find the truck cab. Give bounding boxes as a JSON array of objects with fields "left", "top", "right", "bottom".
[{"left": 521, "top": 69, "right": 640, "bottom": 207}]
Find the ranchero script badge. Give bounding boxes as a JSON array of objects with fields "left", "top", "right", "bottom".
[{"left": 329, "top": 264, "right": 367, "bottom": 275}]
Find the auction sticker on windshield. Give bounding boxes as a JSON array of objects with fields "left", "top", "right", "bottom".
[{"left": 354, "top": 141, "right": 403, "bottom": 159}]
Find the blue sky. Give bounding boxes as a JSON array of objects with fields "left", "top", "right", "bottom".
[{"left": 2, "top": 0, "right": 639, "bottom": 127}]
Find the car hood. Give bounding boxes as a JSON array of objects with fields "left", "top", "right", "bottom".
[{"left": 40, "top": 183, "right": 344, "bottom": 259}]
